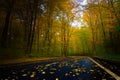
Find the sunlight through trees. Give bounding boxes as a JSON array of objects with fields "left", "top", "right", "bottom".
[{"left": 0, "top": 0, "right": 120, "bottom": 58}]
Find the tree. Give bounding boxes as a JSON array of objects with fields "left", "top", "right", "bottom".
[{"left": 0, "top": 0, "right": 15, "bottom": 48}]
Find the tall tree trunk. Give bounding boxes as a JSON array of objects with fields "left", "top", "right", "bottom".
[
  {"left": 29, "top": 0, "right": 38, "bottom": 54},
  {"left": 1, "top": 0, "right": 14, "bottom": 48}
]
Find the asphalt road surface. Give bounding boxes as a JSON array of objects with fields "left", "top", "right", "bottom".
[{"left": 0, "top": 57, "right": 117, "bottom": 80}]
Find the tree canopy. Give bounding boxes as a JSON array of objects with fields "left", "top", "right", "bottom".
[{"left": 0, "top": 0, "right": 120, "bottom": 58}]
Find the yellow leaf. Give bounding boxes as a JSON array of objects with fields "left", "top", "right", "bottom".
[
  {"left": 55, "top": 78, "right": 59, "bottom": 80},
  {"left": 90, "top": 69, "right": 94, "bottom": 72},
  {"left": 22, "top": 74, "right": 27, "bottom": 76},
  {"left": 42, "top": 71, "right": 46, "bottom": 74},
  {"left": 65, "top": 73, "right": 69, "bottom": 76},
  {"left": 102, "top": 79, "right": 106, "bottom": 80},
  {"left": 50, "top": 72, "right": 54, "bottom": 74}
]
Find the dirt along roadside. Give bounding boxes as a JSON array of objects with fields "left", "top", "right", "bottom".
[{"left": 0, "top": 57, "right": 63, "bottom": 65}]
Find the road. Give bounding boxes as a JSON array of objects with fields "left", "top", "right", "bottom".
[{"left": 0, "top": 57, "right": 118, "bottom": 80}]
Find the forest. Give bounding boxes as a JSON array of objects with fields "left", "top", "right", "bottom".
[{"left": 0, "top": 0, "right": 120, "bottom": 60}]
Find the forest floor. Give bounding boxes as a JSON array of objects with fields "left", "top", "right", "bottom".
[{"left": 0, "top": 57, "right": 61, "bottom": 65}]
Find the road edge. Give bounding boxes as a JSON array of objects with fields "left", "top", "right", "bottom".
[{"left": 88, "top": 57, "right": 120, "bottom": 80}]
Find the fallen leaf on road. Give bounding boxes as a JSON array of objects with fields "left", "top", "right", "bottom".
[
  {"left": 102, "top": 79, "right": 106, "bottom": 80},
  {"left": 55, "top": 78, "right": 59, "bottom": 80},
  {"left": 90, "top": 69, "right": 94, "bottom": 72},
  {"left": 65, "top": 73, "right": 69, "bottom": 76},
  {"left": 42, "top": 71, "right": 46, "bottom": 74},
  {"left": 30, "top": 72, "right": 35, "bottom": 78},
  {"left": 22, "top": 74, "right": 27, "bottom": 76},
  {"left": 50, "top": 72, "right": 54, "bottom": 74},
  {"left": 76, "top": 72, "right": 79, "bottom": 75}
]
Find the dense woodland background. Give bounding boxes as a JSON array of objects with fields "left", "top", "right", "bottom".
[{"left": 0, "top": 0, "right": 120, "bottom": 59}]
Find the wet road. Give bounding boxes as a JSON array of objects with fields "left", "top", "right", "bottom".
[{"left": 0, "top": 57, "right": 115, "bottom": 80}]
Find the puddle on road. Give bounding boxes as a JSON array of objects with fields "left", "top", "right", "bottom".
[{"left": 0, "top": 58, "right": 115, "bottom": 80}]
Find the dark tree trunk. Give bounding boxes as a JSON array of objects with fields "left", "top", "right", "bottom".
[{"left": 1, "top": 0, "right": 14, "bottom": 48}]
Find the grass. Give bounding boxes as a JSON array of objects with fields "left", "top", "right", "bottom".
[{"left": 90, "top": 53, "right": 120, "bottom": 62}]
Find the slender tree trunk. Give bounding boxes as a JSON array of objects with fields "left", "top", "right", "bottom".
[{"left": 29, "top": 0, "right": 38, "bottom": 54}]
